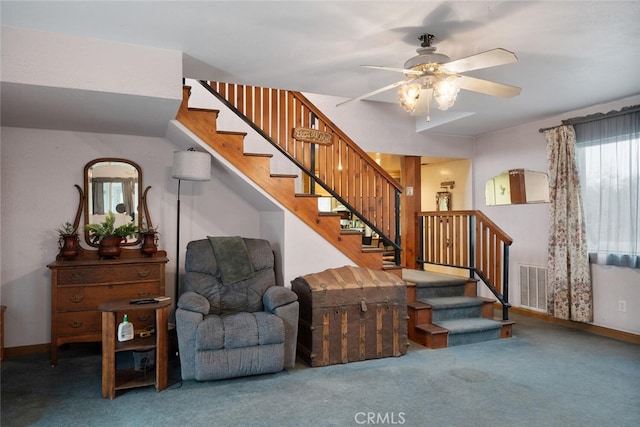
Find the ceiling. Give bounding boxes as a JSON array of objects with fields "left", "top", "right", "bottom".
[{"left": 2, "top": 1, "right": 640, "bottom": 137}]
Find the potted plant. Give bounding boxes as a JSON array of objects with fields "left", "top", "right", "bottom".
[
  {"left": 56, "top": 222, "right": 80, "bottom": 260},
  {"left": 139, "top": 225, "right": 160, "bottom": 257},
  {"left": 85, "top": 212, "right": 138, "bottom": 258}
]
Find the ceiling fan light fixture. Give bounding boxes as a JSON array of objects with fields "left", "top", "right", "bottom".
[
  {"left": 339, "top": 33, "right": 520, "bottom": 119},
  {"left": 398, "top": 84, "right": 421, "bottom": 112},
  {"left": 433, "top": 78, "right": 460, "bottom": 111}
]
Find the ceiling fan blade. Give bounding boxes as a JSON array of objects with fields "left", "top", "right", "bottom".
[
  {"left": 336, "top": 79, "right": 411, "bottom": 107},
  {"left": 362, "top": 65, "right": 423, "bottom": 76},
  {"left": 443, "top": 48, "right": 517, "bottom": 73},
  {"left": 457, "top": 75, "right": 522, "bottom": 98}
]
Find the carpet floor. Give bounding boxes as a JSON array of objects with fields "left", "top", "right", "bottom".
[{"left": 2, "top": 312, "right": 639, "bottom": 427}]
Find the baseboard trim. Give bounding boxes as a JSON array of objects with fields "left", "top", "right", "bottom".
[
  {"left": 4, "top": 343, "right": 50, "bottom": 358},
  {"left": 505, "top": 305, "right": 640, "bottom": 345}
]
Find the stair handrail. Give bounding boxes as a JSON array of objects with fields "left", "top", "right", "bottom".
[
  {"left": 199, "top": 80, "right": 402, "bottom": 260},
  {"left": 416, "top": 210, "right": 513, "bottom": 320}
]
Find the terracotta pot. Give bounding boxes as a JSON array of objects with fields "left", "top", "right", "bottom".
[
  {"left": 140, "top": 232, "right": 158, "bottom": 257},
  {"left": 98, "top": 235, "right": 123, "bottom": 259},
  {"left": 59, "top": 234, "right": 80, "bottom": 260}
]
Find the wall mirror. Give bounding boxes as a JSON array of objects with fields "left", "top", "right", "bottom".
[
  {"left": 485, "top": 169, "right": 550, "bottom": 206},
  {"left": 83, "top": 158, "right": 142, "bottom": 246}
]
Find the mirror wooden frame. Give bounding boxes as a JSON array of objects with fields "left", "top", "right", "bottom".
[
  {"left": 82, "top": 158, "right": 144, "bottom": 247},
  {"left": 485, "top": 169, "right": 550, "bottom": 206}
]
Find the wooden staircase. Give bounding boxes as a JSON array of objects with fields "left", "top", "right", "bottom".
[
  {"left": 404, "top": 269, "right": 513, "bottom": 348},
  {"left": 175, "top": 83, "right": 515, "bottom": 347},
  {"left": 173, "top": 81, "right": 519, "bottom": 350},
  {"left": 175, "top": 85, "right": 388, "bottom": 270}
]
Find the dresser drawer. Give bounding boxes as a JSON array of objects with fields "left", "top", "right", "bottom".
[
  {"left": 57, "top": 264, "right": 161, "bottom": 285},
  {"left": 55, "top": 309, "right": 157, "bottom": 338},
  {"left": 57, "top": 283, "right": 162, "bottom": 311},
  {"left": 55, "top": 310, "right": 102, "bottom": 337}
]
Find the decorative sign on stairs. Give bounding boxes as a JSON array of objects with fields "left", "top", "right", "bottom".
[{"left": 292, "top": 127, "right": 333, "bottom": 145}]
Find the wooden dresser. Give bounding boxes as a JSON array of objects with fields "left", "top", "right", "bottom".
[{"left": 48, "top": 248, "right": 168, "bottom": 366}]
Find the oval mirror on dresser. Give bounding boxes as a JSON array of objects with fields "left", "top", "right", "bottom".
[{"left": 83, "top": 158, "right": 142, "bottom": 246}]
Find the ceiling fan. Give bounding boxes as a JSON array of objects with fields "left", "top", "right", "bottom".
[{"left": 338, "top": 33, "right": 522, "bottom": 121}]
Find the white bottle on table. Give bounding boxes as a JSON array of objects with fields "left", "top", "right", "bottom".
[{"left": 117, "top": 314, "right": 134, "bottom": 342}]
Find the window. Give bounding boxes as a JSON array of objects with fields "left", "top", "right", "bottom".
[
  {"left": 101, "top": 181, "right": 124, "bottom": 214},
  {"left": 574, "top": 108, "right": 640, "bottom": 268}
]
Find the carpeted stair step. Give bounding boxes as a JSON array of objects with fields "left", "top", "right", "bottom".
[
  {"left": 435, "top": 317, "right": 502, "bottom": 347},
  {"left": 402, "top": 269, "right": 469, "bottom": 299},
  {"left": 403, "top": 268, "right": 513, "bottom": 349},
  {"left": 418, "top": 296, "right": 484, "bottom": 322}
]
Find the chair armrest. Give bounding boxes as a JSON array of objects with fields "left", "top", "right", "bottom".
[
  {"left": 177, "top": 291, "right": 210, "bottom": 316},
  {"left": 263, "top": 286, "right": 298, "bottom": 312}
]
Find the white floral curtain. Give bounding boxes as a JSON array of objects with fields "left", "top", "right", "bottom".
[{"left": 544, "top": 125, "right": 592, "bottom": 322}]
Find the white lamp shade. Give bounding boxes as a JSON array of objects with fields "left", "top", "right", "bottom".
[{"left": 172, "top": 150, "right": 211, "bottom": 181}]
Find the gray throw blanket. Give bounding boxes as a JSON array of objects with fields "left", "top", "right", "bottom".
[{"left": 207, "top": 236, "right": 255, "bottom": 285}]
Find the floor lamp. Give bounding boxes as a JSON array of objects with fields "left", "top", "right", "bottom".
[{"left": 171, "top": 149, "right": 211, "bottom": 306}]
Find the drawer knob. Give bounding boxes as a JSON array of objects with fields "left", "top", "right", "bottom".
[
  {"left": 138, "top": 291, "right": 151, "bottom": 297},
  {"left": 69, "top": 294, "right": 84, "bottom": 303},
  {"left": 138, "top": 269, "right": 150, "bottom": 278},
  {"left": 69, "top": 320, "right": 83, "bottom": 328},
  {"left": 71, "top": 272, "right": 83, "bottom": 281}
]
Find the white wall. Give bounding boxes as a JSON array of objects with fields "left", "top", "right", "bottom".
[
  {"left": 421, "top": 159, "right": 472, "bottom": 211},
  {"left": 1, "top": 27, "right": 182, "bottom": 136},
  {"left": 0, "top": 127, "right": 263, "bottom": 348},
  {"left": 474, "top": 94, "right": 640, "bottom": 334},
  {"left": 304, "top": 93, "right": 475, "bottom": 159},
  {"left": 2, "top": 26, "right": 180, "bottom": 99},
  {"left": 592, "top": 265, "right": 640, "bottom": 334},
  {"left": 473, "top": 120, "right": 550, "bottom": 301}
]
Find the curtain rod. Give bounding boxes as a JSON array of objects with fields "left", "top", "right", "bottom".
[{"left": 538, "top": 104, "right": 640, "bottom": 133}]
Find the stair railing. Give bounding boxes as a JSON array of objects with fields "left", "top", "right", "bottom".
[
  {"left": 417, "top": 210, "right": 513, "bottom": 320},
  {"left": 200, "top": 80, "right": 403, "bottom": 263}
]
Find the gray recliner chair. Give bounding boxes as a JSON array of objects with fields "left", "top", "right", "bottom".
[{"left": 176, "top": 237, "right": 299, "bottom": 381}]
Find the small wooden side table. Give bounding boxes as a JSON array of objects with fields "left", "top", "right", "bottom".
[{"left": 98, "top": 299, "right": 171, "bottom": 399}]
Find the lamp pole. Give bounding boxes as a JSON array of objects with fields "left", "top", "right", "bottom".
[
  {"left": 171, "top": 149, "right": 211, "bottom": 309},
  {"left": 175, "top": 178, "right": 182, "bottom": 306}
]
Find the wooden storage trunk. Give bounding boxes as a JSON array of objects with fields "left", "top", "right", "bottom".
[{"left": 291, "top": 266, "right": 408, "bottom": 367}]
